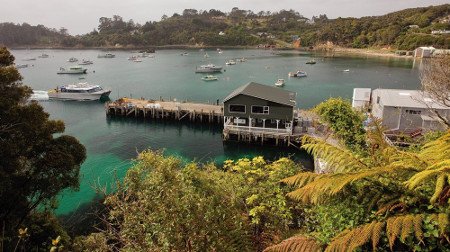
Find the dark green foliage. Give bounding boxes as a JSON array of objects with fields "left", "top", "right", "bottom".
[
  {"left": 0, "top": 47, "right": 86, "bottom": 250},
  {"left": 1, "top": 5, "right": 448, "bottom": 49},
  {"left": 313, "top": 98, "right": 366, "bottom": 151}
]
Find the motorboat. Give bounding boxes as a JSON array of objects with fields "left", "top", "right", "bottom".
[
  {"left": 97, "top": 53, "right": 115, "bottom": 58},
  {"left": 343, "top": 69, "right": 350, "bottom": 72},
  {"left": 275, "top": 79, "right": 285, "bottom": 87},
  {"left": 78, "top": 59, "right": 93, "bottom": 65},
  {"left": 133, "top": 58, "right": 142, "bottom": 62},
  {"left": 236, "top": 58, "right": 247, "bottom": 62},
  {"left": 23, "top": 58, "right": 36, "bottom": 61},
  {"left": 38, "top": 53, "right": 49, "bottom": 58},
  {"left": 306, "top": 59, "right": 316, "bottom": 64},
  {"left": 57, "top": 66, "right": 87, "bottom": 74},
  {"left": 195, "top": 64, "right": 223, "bottom": 73},
  {"left": 67, "top": 57, "right": 78, "bottom": 62},
  {"left": 201, "top": 75, "right": 218, "bottom": 81},
  {"left": 288, "top": 70, "right": 307, "bottom": 77},
  {"left": 225, "top": 59, "right": 236, "bottom": 65},
  {"left": 180, "top": 52, "right": 189, "bottom": 56},
  {"left": 16, "top": 64, "right": 28, "bottom": 69},
  {"left": 48, "top": 83, "right": 111, "bottom": 101},
  {"left": 128, "top": 55, "right": 138, "bottom": 61},
  {"left": 29, "top": 90, "right": 49, "bottom": 101}
]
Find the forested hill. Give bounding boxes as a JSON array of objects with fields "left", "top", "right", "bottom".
[{"left": 1, "top": 4, "right": 449, "bottom": 50}]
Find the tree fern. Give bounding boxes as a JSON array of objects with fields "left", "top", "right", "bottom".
[{"left": 263, "top": 235, "right": 323, "bottom": 252}]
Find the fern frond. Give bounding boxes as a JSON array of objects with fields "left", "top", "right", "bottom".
[
  {"left": 325, "top": 221, "right": 385, "bottom": 252},
  {"left": 431, "top": 174, "right": 447, "bottom": 204},
  {"left": 282, "top": 172, "right": 322, "bottom": 187},
  {"left": 437, "top": 213, "right": 449, "bottom": 235},
  {"left": 386, "top": 215, "right": 403, "bottom": 249},
  {"left": 263, "top": 236, "right": 322, "bottom": 252},
  {"left": 405, "top": 160, "right": 450, "bottom": 190},
  {"left": 413, "top": 215, "right": 424, "bottom": 243},
  {"left": 419, "top": 131, "right": 450, "bottom": 161},
  {"left": 302, "top": 135, "right": 368, "bottom": 172}
]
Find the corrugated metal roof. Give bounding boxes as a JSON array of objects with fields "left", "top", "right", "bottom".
[
  {"left": 373, "top": 89, "right": 449, "bottom": 110},
  {"left": 224, "top": 82, "right": 296, "bottom": 107}
]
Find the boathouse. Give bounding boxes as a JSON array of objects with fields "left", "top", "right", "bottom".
[
  {"left": 371, "top": 88, "right": 450, "bottom": 132},
  {"left": 223, "top": 82, "right": 296, "bottom": 134}
]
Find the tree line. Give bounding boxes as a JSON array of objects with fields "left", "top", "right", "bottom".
[{"left": 0, "top": 4, "right": 449, "bottom": 50}]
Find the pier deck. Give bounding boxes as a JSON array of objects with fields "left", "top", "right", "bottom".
[{"left": 106, "top": 98, "right": 223, "bottom": 124}]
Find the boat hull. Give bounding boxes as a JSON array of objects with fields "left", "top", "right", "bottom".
[
  {"left": 57, "top": 69, "right": 87, "bottom": 74},
  {"left": 48, "top": 90, "right": 111, "bottom": 101}
]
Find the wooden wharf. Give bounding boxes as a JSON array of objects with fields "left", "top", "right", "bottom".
[
  {"left": 105, "top": 98, "right": 224, "bottom": 124},
  {"left": 105, "top": 98, "right": 333, "bottom": 147}
]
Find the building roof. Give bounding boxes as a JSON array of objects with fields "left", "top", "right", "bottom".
[
  {"left": 353, "top": 88, "right": 372, "bottom": 101},
  {"left": 373, "top": 89, "right": 449, "bottom": 110},
  {"left": 224, "top": 82, "right": 296, "bottom": 107}
]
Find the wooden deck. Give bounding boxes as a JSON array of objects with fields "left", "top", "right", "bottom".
[{"left": 106, "top": 98, "right": 223, "bottom": 124}]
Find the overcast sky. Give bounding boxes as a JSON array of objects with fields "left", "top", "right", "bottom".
[{"left": 1, "top": 0, "right": 448, "bottom": 35}]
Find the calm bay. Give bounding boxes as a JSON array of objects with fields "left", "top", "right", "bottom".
[{"left": 12, "top": 49, "right": 421, "bottom": 215}]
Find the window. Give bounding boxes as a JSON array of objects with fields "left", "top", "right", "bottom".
[
  {"left": 229, "top": 104, "right": 246, "bottom": 113},
  {"left": 376, "top": 96, "right": 380, "bottom": 104},
  {"left": 405, "top": 109, "right": 421, "bottom": 115},
  {"left": 251, "top": 105, "right": 269, "bottom": 114}
]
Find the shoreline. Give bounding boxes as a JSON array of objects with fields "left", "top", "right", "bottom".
[{"left": 8, "top": 44, "right": 414, "bottom": 59}]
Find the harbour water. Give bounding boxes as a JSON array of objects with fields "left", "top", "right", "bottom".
[{"left": 12, "top": 49, "right": 421, "bottom": 215}]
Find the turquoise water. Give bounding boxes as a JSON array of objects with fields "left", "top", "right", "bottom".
[{"left": 11, "top": 49, "right": 421, "bottom": 215}]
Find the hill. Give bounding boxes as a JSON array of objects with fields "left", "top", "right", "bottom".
[{"left": 1, "top": 5, "right": 449, "bottom": 50}]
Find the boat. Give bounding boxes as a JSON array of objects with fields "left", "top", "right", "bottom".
[
  {"left": 180, "top": 52, "right": 189, "bottom": 56},
  {"left": 128, "top": 56, "right": 138, "bottom": 61},
  {"left": 201, "top": 75, "right": 218, "bottom": 81},
  {"left": 225, "top": 59, "right": 236, "bottom": 65},
  {"left": 97, "top": 53, "right": 115, "bottom": 58},
  {"left": 343, "top": 69, "right": 350, "bottom": 72},
  {"left": 204, "top": 52, "right": 209, "bottom": 58},
  {"left": 67, "top": 57, "right": 78, "bottom": 62},
  {"left": 23, "top": 58, "right": 36, "bottom": 61},
  {"left": 29, "top": 90, "right": 49, "bottom": 101},
  {"left": 306, "top": 59, "right": 316, "bottom": 64},
  {"left": 16, "top": 64, "right": 28, "bottom": 69},
  {"left": 236, "top": 58, "right": 247, "bottom": 62},
  {"left": 48, "top": 83, "right": 111, "bottom": 101},
  {"left": 133, "top": 58, "right": 142, "bottom": 62},
  {"left": 288, "top": 70, "right": 307, "bottom": 77},
  {"left": 275, "top": 79, "right": 285, "bottom": 87},
  {"left": 78, "top": 59, "right": 93, "bottom": 65},
  {"left": 195, "top": 64, "right": 223, "bottom": 73},
  {"left": 38, "top": 53, "right": 49, "bottom": 58},
  {"left": 57, "top": 66, "right": 87, "bottom": 74}
]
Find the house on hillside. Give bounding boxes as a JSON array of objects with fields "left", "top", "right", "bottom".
[
  {"left": 414, "top": 47, "right": 435, "bottom": 58},
  {"left": 223, "top": 82, "right": 296, "bottom": 134},
  {"left": 352, "top": 88, "right": 372, "bottom": 110},
  {"left": 371, "top": 89, "right": 450, "bottom": 132}
]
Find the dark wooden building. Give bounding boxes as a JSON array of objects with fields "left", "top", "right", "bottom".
[{"left": 223, "top": 82, "right": 296, "bottom": 133}]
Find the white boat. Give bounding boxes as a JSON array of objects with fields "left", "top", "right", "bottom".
[
  {"left": 133, "top": 58, "right": 142, "bottom": 62},
  {"left": 57, "top": 66, "right": 87, "bottom": 74},
  {"left": 236, "top": 58, "right": 247, "bottom": 62},
  {"left": 288, "top": 70, "right": 307, "bottom": 78},
  {"left": 225, "top": 60, "right": 236, "bottom": 65},
  {"left": 48, "top": 83, "right": 111, "bottom": 101},
  {"left": 180, "top": 52, "right": 189, "bottom": 56},
  {"left": 204, "top": 52, "right": 209, "bottom": 58},
  {"left": 97, "top": 53, "right": 115, "bottom": 58},
  {"left": 275, "top": 79, "right": 285, "bottom": 87},
  {"left": 38, "top": 53, "right": 49, "bottom": 58},
  {"left": 29, "top": 90, "right": 49, "bottom": 101},
  {"left": 23, "top": 58, "right": 36, "bottom": 61},
  {"left": 195, "top": 64, "right": 223, "bottom": 73},
  {"left": 343, "top": 69, "right": 350, "bottom": 72},
  {"left": 67, "top": 57, "right": 78, "bottom": 62},
  {"left": 128, "top": 56, "right": 138, "bottom": 61},
  {"left": 201, "top": 75, "right": 218, "bottom": 81},
  {"left": 78, "top": 59, "right": 93, "bottom": 65}
]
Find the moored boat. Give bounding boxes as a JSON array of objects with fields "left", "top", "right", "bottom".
[
  {"left": 201, "top": 75, "right": 218, "bottom": 81},
  {"left": 288, "top": 70, "right": 307, "bottom": 77},
  {"left": 67, "top": 57, "right": 78, "bottom": 62},
  {"left": 57, "top": 66, "right": 87, "bottom": 74},
  {"left": 48, "top": 83, "right": 111, "bottom": 101},
  {"left": 195, "top": 64, "right": 223, "bottom": 73},
  {"left": 16, "top": 64, "right": 29, "bottom": 69},
  {"left": 306, "top": 59, "right": 316, "bottom": 64},
  {"left": 29, "top": 90, "right": 49, "bottom": 101},
  {"left": 98, "top": 53, "right": 115, "bottom": 58},
  {"left": 275, "top": 79, "right": 285, "bottom": 87},
  {"left": 38, "top": 53, "right": 49, "bottom": 58},
  {"left": 78, "top": 59, "right": 93, "bottom": 65},
  {"left": 225, "top": 59, "right": 236, "bottom": 65}
]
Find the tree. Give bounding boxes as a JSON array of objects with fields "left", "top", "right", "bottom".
[
  {"left": 420, "top": 55, "right": 450, "bottom": 128},
  {"left": 0, "top": 47, "right": 86, "bottom": 250},
  {"left": 265, "top": 124, "right": 450, "bottom": 251}
]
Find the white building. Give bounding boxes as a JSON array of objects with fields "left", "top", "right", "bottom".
[
  {"left": 352, "top": 88, "right": 372, "bottom": 110},
  {"left": 371, "top": 89, "right": 450, "bottom": 132},
  {"left": 414, "top": 47, "right": 435, "bottom": 58}
]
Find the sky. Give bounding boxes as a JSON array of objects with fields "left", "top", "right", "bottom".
[{"left": 0, "top": 0, "right": 448, "bottom": 35}]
